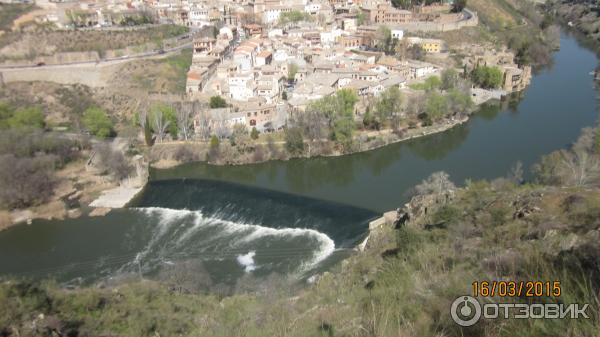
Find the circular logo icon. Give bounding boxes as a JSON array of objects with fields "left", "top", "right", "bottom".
[{"left": 450, "top": 296, "right": 482, "bottom": 327}]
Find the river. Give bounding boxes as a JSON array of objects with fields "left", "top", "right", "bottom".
[{"left": 0, "top": 32, "right": 598, "bottom": 286}]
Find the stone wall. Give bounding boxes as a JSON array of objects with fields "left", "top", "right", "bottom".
[{"left": 393, "top": 8, "right": 479, "bottom": 33}]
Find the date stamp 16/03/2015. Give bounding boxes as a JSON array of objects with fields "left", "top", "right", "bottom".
[
  {"left": 471, "top": 280, "right": 561, "bottom": 298},
  {"left": 450, "top": 280, "right": 591, "bottom": 327}
]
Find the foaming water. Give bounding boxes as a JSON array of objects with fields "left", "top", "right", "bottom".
[
  {"left": 0, "top": 180, "right": 376, "bottom": 285},
  {"left": 124, "top": 206, "right": 337, "bottom": 278}
]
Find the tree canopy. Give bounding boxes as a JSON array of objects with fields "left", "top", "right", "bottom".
[
  {"left": 82, "top": 107, "right": 114, "bottom": 138},
  {"left": 471, "top": 66, "right": 503, "bottom": 89},
  {"left": 209, "top": 96, "right": 228, "bottom": 109},
  {"left": 0, "top": 104, "right": 45, "bottom": 130}
]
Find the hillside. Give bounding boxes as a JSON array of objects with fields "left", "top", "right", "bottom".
[{"left": 2, "top": 123, "right": 600, "bottom": 336}]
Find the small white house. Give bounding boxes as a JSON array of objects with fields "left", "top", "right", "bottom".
[{"left": 391, "top": 29, "right": 404, "bottom": 40}]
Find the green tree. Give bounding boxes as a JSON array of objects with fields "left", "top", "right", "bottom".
[
  {"left": 332, "top": 116, "right": 355, "bottom": 151},
  {"left": 408, "top": 44, "right": 425, "bottom": 61},
  {"left": 209, "top": 96, "right": 228, "bottom": 109},
  {"left": 471, "top": 66, "right": 503, "bottom": 89},
  {"left": 152, "top": 104, "right": 178, "bottom": 138},
  {"left": 287, "top": 63, "right": 299, "bottom": 82},
  {"left": 285, "top": 126, "right": 304, "bottom": 155},
  {"left": 210, "top": 135, "right": 220, "bottom": 148},
  {"left": 143, "top": 115, "right": 154, "bottom": 146},
  {"left": 391, "top": 0, "right": 412, "bottom": 9},
  {"left": 375, "top": 25, "right": 394, "bottom": 54},
  {"left": 356, "top": 11, "right": 366, "bottom": 25},
  {"left": 363, "top": 109, "right": 380, "bottom": 130},
  {"left": 279, "top": 10, "right": 311, "bottom": 25},
  {"left": 447, "top": 89, "right": 473, "bottom": 115},
  {"left": 308, "top": 89, "right": 358, "bottom": 129},
  {"left": 250, "top": 127, "right": 259, "bottom": 140},
  {"left": 425, "top": 92, "right": 447, "bottom": 121},
  {"left": 82, "top": 107, "right": 114, "bottom": 138},
  {"left": 335, "top": 88, "right": 359, "bottom": 116},
  {"left": 375, "top": 86, "right": 403, "bottom": 123},
  {"left": 424, "top": 76, "right": 442, "bottom": 92},
  {"left": 451, "top": 0, "right": 467, "bottom": 13},
  {"left": 441, "top": 69, "right": 460, "bottom": 90},
  {"left": 6, "top": 107, "right": 45, "bottom": 129}
]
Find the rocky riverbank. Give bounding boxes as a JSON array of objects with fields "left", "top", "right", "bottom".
[
  {"left": 552, "top": 1, "right": 600, "bottom": 48},
  {"left": 0, "top": 141, "right": 149, "bottom": 232}
]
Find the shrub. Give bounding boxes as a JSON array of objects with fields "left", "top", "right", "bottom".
[
  {"left": 252, "top": 145, "right": 265, "bottom": 162},
  {"left": 173, "top": 144, "right": 200, "bottom": 163},
  {"left": 285, "top": 127, "right": 304, "bottom": 155},
  {"left": 0, "top": 104, "right": 45, "bottom": 129},
  {"left": 94, "top": 144, "right": 133, "bottom": 181},
  {"left": 209, "top": 96, "right": 227, "bottom": 109},
  {"left": 0, "top": 154, "right": 56, "bottom": 209},
  {"left": 250, "top": 127, "right": 259, "bottom": 140},
  {"left": 210, "top": 135, "right": 219, "bottom": 148},
  {"left": 432, "top": 205, "right": 461, "bottom": 224},
  {"left": 82, "top": 107, "right": 114, "bottom": 138},
  {"left": 0, "top": 129, "right": 81, "bottom": 166}
]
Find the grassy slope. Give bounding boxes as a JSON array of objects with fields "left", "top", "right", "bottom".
[
  {"left": 0, "top": 24, "right": 188, "bottom": 59},
  {"left": 0, "top": 3, "right": 35, "bottom": 32},
  {"left": 1, "top": 182, "right": 599, "bottom": 337},
  {"left": 114, "top": 48, "right": 193, "bottom": 94}
]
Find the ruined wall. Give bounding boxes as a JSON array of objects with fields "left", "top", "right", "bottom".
[{"left": 393, "top": 9, "right": 479, "bottom": 33}]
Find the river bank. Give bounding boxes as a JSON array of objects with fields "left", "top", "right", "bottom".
[
  {"left": 552, "top": 1, "right": 600, "bottom": 51},
  {"left": 0, "top": 159, "right": 120, "bottom": 231},
  {"left": 150, "top": 113, "right": 472, "bottom": 170},
  {"left": 0, "top": 140, "right": 148, "bottom": 232}
]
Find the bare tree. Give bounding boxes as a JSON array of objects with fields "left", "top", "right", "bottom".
[
  {"left": 158, "top": 259, "right": 212, "bottom": 294},
  {"left": 295, "top": 110, "right": 327, "bottom": 156},
  {"left": 152, "top": 109, "right": 170, "bottom": 143},
  {"left": 507, "top": 161, "right": 524, "bottom": 185},
  {"left": 559, "top": 149, "right": 600, "bottom": 187},
  {"left": 94, "top": 143, "right": 133, "bottom": 181},
  {"left": 573, "top": 127, "right": 596, "bottom": 153},
  {"left": 195, "top": 104, "right": 211, "bottom": 141},
  {"left": 177, "top": 102, "right": 194, "bottom": 141},
  {"left": 415, "top": 171, "right": 456, "bottom": 196},
  {"left": 213, "top": 108, "right": 231, "bottom": 139},
  {"left": 230, "top": 123, "right": 250, "bottom": 151}
]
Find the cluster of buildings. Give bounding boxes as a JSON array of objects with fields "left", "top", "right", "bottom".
[
  {"left": 458, "top": 44, "right": 532, "bottom": 93},
  {"left": 181, "top": 1, "right": 456, "bottom": 136},
  {"left": 15, "top": 0, "right": 529, "bottom": 140}
]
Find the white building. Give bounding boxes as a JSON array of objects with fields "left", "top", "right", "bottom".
[
  {"left": 189, "top": 6, "right": 211, "bottom": 27},
  {"left": 305, "top": 3, "right": 321, "bottom": 14},
  {"left": 391, "top": 29, "right": 404, "bottom": 40},
  {"left": 228, "top": 73, "right": 256, "bottom": 101}
]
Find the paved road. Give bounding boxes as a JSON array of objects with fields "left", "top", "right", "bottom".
[{"left": 0, "top": 41, "right": 192, "bottom": 70}]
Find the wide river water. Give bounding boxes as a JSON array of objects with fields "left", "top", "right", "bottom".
[{"left": 0, "top": 32, "right": 598, "bottom": 286}]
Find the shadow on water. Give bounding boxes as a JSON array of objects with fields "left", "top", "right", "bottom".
[
  {"left": 131, "top": 178, "right": 378, "bottom": 247},
  {"left": 151, "top": 31, "right": 600, "bottom": 212}
]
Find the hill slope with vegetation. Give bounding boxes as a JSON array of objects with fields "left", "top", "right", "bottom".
[{"left": 1, "top": 123, "right": 600, "bottom": 337}]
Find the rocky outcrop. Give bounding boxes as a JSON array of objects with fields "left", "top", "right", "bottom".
[{"left": 394, "top": 190, "right": 456, "bottom": 229}]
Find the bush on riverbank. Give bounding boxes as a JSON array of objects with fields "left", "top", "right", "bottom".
[{"left": 0, "top": 111, "right": 88, "bottom": 209}]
